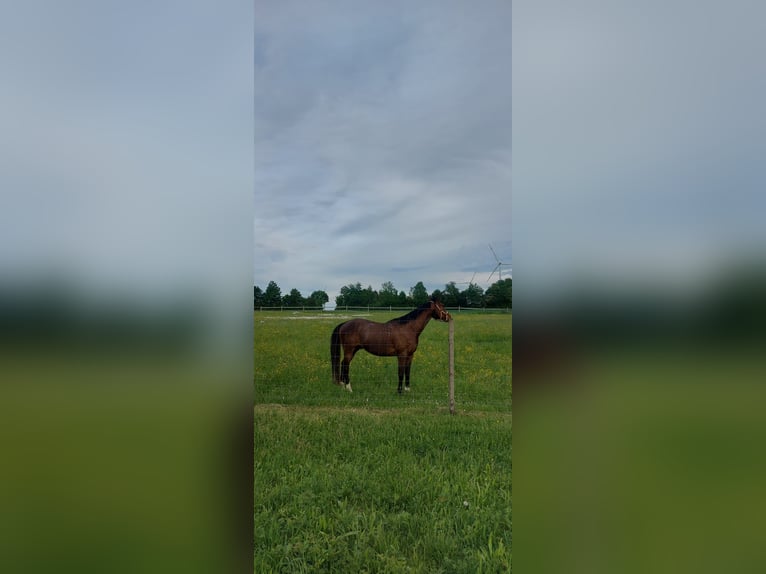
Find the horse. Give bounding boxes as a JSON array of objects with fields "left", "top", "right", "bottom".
[{"left": 330, "top": 297, "right": 452, "bottom": 394}]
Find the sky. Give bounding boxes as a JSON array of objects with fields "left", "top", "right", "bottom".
[
  {"left": 513, "top": 0, "right": 766, "bottom": 301},
  {"left": 1, "top": 2, "right": 253, "bottom": 308},
  {"left": 4, "top": 1, "right": 763, "bottom": 311},
  {"left": 254, "top": 1, "right": 512, "bottom": 302}
]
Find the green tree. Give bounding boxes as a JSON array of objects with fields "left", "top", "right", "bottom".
[
  {"left": 263, "top": 281, "right": 282, "bottom": 307},
  {"left": 442, "top": 282, "right": 461, "bottom": 307},
  {"left": 485, "top": 278, "right": 512, "bottom": 308},
  {"left": 336, "top": 283, "right": 357, "bottom": 306},
  {"left": 463, "top": 283, "right": 485, "bottom": 308},
  {"left": 282, "top": 288, "right": 304, "bottom": 307},
  {"left": 253, "top": 285, "right": 264, "bottom": 309},
  {"left": 364, "top": 285, "right": 378, "bottom": 306},
  {"left": 378, "top": 281, "right": 399, "bottom": 307},
  {"left": 336, "top": 283, "right": 375, "bottom": 307},
  {"left": 410, "top": 281, "right": 429, "bottom": 306},
  {"left": 306, "top": 290, "right": 329, "bottom": 307}
]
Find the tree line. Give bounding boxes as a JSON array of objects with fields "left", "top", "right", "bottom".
[{"left": 254, "top": 278, "right": 511, "bottom": 309}]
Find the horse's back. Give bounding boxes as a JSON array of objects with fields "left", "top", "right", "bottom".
[
  {"left": 336, "top": 318, "right": 373, "bottom": 344},
  {"left": 338, "top": 318, "right": 375, "bottom": 332},
  {"left": 338, "top": 318, "right": 396, "bottom": 352}
]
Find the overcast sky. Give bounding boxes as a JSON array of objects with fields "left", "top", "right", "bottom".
[
  {"left": 254, "top": 2, "right": 512, "bottom": 301},
  {"left": 1, "top": 2, "right": 252, "bottom": 306},
  {"left": 514, "top": 0, "right": 766, "bottom": 298}
]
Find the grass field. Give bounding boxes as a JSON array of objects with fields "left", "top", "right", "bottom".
[{"left": 254, "top": 310, "right": 511, "bottom": 572}]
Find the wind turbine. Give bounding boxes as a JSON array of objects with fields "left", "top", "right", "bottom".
[{"left": 487, "top": 244, "right": 511, "bottom": 282}]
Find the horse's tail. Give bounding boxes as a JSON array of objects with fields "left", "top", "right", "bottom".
[{"left": 331, "top": 323, "right": 343, "bottom": 384}]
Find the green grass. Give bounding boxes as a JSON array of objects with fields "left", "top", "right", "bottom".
[
  {"left": 255, "top": 310, "right": 511, "bottom": 572},
  {"left": 254, "top": 310, "right": 511, "bottom": 410}
]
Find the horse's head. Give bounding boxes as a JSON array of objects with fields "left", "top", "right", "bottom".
[{"left": 430, "top": 297, "right": 452, "bottom": 322}]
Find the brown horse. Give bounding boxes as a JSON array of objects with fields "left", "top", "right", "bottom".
[{"left": 330, "top": 297, "right": 452, "bottom": 393}]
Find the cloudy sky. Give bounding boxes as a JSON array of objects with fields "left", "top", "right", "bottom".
[
  {"left": 254, "top": 2, "right": 512, "bottom": 301},
  {"left": 514, "top": 0, "right": 766, "bottom": 299},
  {"left": 1, "top": 2, "right": 253, "bottom": 306}
]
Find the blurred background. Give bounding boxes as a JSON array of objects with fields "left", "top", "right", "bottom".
[
  {"left": 514, "top": 1, "right": 766, "bottom": 573},
  {"left": 4, "top": 1, "right": 766, "bottom": 572},
  {"left": 0, "top": 2, "right": 253, "bottom": 572}
]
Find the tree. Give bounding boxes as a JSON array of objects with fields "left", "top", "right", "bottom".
[
  {"left": 307, "top": 290, "right": 329, "bottom": 307},
  {"left": 253, "top": 285, "right": 264, "bottom": 309},
  {"left": 363, "top": 285, "right": 378, "bottom": 306},
  {"left": 442, "top": 282, "right": 461, "bottom": 307},
  {"left": 282, "top": 288, "right": 304, "bottom": 307},
  {"left": 336, "top": 282, "right": 376, "bottom": 307},
  {"left": 485, "top": 278, "right": 512, "bottom": 308},
  {"left": 378, "top": 281, "right": 399, "bottom": 307},
  {"left": 335, "top": 284, "right": 355, "bottom": 306},
  {"left": 463, "top": 283, "right": 485, "bottom": 308},
  {"left": 409, "top": 281, "right": 429, "bottom": 306},
  {"left": 263, "top": 281, "right": 282, "bottom": 307}
]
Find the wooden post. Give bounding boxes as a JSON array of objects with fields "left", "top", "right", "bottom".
[{"left": 449, "top": 319, "right": 455, "bottom": 415}]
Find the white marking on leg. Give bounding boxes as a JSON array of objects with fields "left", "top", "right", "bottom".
[
  {"left": 345, "top": 383, "right": 353, "bottom": 393},
  {"left": 404, "top": 387, "right": 410, "bottom": 392}
]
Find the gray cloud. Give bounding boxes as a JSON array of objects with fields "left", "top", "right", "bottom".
[{"left": 255, "top": 1, "right": 512, "bottom": 300}]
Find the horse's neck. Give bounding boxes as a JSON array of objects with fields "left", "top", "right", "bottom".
[{"left": 410, "top": 309, "right": 432, "bottom": 334}]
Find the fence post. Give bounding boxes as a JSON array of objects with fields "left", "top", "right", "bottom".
[{"left": 449, "top": 319, "right": 455, "bottom": 415}]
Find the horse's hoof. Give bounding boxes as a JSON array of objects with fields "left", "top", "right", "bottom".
[
  {"left": 345, "top": 384, "right": 353, "bottom": 393},
  {"left": 404, "top": 387, "right": 411, "bottom": 392}
]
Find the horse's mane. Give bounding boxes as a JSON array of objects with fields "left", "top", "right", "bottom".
[{"left": 388, "top": 300, "right": 434, "bottom": 325}]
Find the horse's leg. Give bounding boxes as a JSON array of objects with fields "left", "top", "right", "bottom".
[
  {"left": 341, "top": 346, "right": 357, "bottom": 392},
  {"left": 403, "top": 355, "right": 414, "bottom": 392},
  {"left": 397, "top": 355, "right": 406, "bottom": 394}
]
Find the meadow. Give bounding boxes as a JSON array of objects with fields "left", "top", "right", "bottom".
[{"left": 254, "top": 309, "right": 512, "bottom": 572}]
